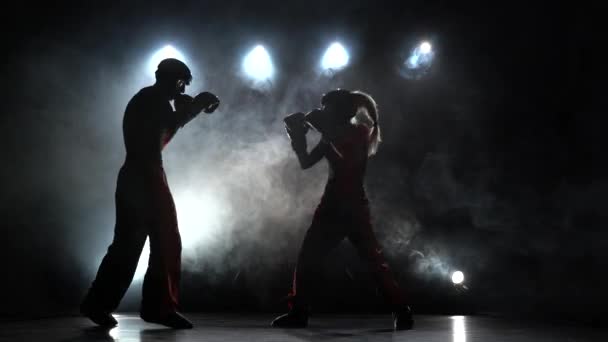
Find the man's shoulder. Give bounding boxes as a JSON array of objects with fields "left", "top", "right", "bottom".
[
  {"left": 126, "top": 86, "right": 164, "bottom": 109},
  {"left": 132, "top": 86, "right": 158, "bottom": 101}
]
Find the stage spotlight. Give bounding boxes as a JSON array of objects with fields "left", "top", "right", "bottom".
[
  {"left": 242, "top": 45, "right": 274, "bottom": 82},
  {"left": 400, "top": 40, "right": 435, "bottom": 79},
  {"left": 321, "top": 42, "right": 349, "bottom": 72},
  {"left": 148, "top": 45, "right": 187, "bottom": 76},
  {"left": 452, "top": 271, "right": 465, "bottom": 285},
  {"left": 406, "top": 40, "right": 434, "bottom": 69},
  {"left": 420, "top": 41, "right": 432, "bottom": 54}
]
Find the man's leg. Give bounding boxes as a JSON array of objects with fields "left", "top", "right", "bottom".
[
  {"left": 140, "top": 170, "right": 190, "bottom": 329},
  {"left": 81, "top": 181, "right": 147, "bottom": 325}
]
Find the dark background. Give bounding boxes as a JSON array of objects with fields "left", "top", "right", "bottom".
[{"left": 1, "top": 0, "right": 606, "bottom": 325}]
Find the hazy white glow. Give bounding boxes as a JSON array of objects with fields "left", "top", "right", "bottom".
[
  {"left": 148, "top": 45, "right": 187, "bottom": 76},
  {"left": 321, "top": 42, "right": 349, "bottom": 71},
  {"left": 420, "top": 41, "right": 432, "bottom": 54},
  {"left": 134, "top": 240, "right": 150, "bottom": 281},
  {"left": 452, "top": 271, "right": 465, "bottom": 284},
  {"left": 133, "top": 189, "right": 226, "bottom": 281},
  {"left": 452, "top": 316, "right": 466, "bottom": 342},
  {"left": 405, "top": 41, "right": 435, "bottom": 70},
  {"left": 242, "top": 45, "right": 274, "bottom": 81},
  {"left": 174, "top": 189, "right": 225, "bottom": 250},
  {"left": 108, "top": 326, "right": 120, "bottom": 340}
]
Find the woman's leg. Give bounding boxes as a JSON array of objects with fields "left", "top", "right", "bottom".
[
  {"left": 347, "top": 207, "right": 406, "bottom": 309},
  {"left": 347, "top": 204, "right": 414, "bottom": 330},
  {"left": 289, "top": 209, "right": 346, "bottom": 311},
  {"left": 272, "top": 206, "right": 345, "bottom": 327}
]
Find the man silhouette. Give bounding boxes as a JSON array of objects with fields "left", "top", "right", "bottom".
[{"left": 80, "top": 58, "right": 219, "bottom": 329}]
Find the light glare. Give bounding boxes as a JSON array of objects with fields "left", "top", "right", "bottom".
[
  {"left": 452, "top": 271, "right": 465, "bottom": 284},
  {"left": 148, "top": 45, "right": 187, "bottom": 76},
  {"left": 242, "top": 45, "right": 274, "bottom": 81},
  {"left": 452, "top": 316, "right": 467, "bottom": 342},
  {"left": 321, "top": 42, "right": 349, "bottom": 71},
  {"left": 420, "top": 41, "right": 432, "bottom": 54},
  {"left": 109, "top": 327, "right": 120, "bottom": 340},
  {"left": 401, "top": 40, "right": 435, "bottom": 79},
  {"left": 406, "top": 41, "right": 435, "bottom": 69},
  {"left": 133, "top": 189, "right": 226, "bottom": 281}
]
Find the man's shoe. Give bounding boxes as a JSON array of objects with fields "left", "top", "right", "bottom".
[
  {"left": 81, "top": 307, "right": 118, "bottom": 327},
  {"left": 271, "top": 309, "right": 308, "bottom": 328},
  {"left": 393, "top": 305, "right": 414, "bottom": 331},
  {"left": 141, "top": 311, "right": 193, "bottom": 329}
]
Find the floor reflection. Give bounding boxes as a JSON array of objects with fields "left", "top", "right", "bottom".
[
  {"left": 3, "top": 313, "right": 602, "bottom": 342},
  {"left": 451, "top": 316, "right": 466, "bottom": 342},
  {"left": 108, "top": 326, "right": 119, "bottom": 340}
]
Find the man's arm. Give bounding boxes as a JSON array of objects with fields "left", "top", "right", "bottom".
[
  {"left": 163, "top": 92, "right": 221, "bottom": 131},
  {"left": 164, "top": 94, "right": 200, "bottom": 130},
  {"left": 156, "top": 105, "right": 196, "bottom": 148},
  {"left": 171, "top": 107, "right": 199, "bottom": 129}
]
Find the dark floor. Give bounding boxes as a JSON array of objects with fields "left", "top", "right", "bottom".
[{"left": 0, "top": 313, "right": 606, "bottom": 342}]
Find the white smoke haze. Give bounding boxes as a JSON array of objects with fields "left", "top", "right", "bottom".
[
  {"left": 410, "top": 249, "right": 451, "bottom": 278},
  {"left": 165, "top": 130, "right": 327, "bottom": 272}
]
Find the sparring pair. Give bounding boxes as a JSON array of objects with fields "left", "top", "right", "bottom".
[{"left": 81, "top": 58, "right": 414, "bottom": 331}]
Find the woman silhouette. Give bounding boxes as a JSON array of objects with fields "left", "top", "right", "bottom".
[{"left": 272, "top": 89, "right": 414, "bottom": 330}]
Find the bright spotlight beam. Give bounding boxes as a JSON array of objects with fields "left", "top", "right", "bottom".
[
  {"left": 242, "top": 45, "right": 274, "bottom": 82},
  {"left": 321, "top": 42, "right": 349, "bottom": 72},
  {"left": 148, "top": 45, "right": 187, "bottom": 76},
  {"left": 452, "top": 271, "right": 465, "bottom": 285}
]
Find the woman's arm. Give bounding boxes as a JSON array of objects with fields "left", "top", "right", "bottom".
[
  {"left": 287, "top": 125, "right": 329, "bottom": 169},
  {"left": 295, "top": 139, "right": 329, "bottom": 169}
]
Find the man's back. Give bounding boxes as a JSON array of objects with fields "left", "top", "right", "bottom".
[{"left": 123, "top": 86, "right": 173, "bottom": 166}]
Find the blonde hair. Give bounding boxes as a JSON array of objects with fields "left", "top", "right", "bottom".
[{"left": 350, "top": 91, "right": 382, "bottom": 156}]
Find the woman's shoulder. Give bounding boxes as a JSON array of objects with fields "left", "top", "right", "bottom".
[
  {"left": 333, "top": 124, "right": 370, "bottom": 148},
  {"left": 351, "top": 123, "right": 371, "bottom": 141}
]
